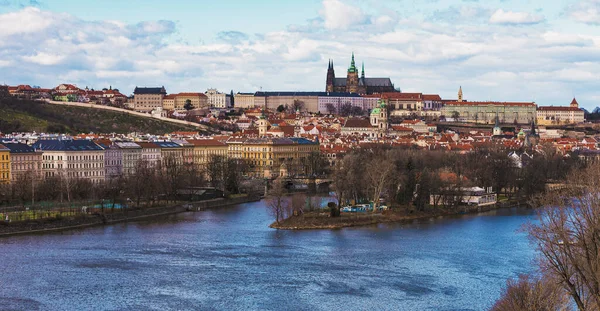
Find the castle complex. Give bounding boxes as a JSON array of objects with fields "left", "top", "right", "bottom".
[{"left": 326, "top": 53, "right": 397, "bottom": 94}]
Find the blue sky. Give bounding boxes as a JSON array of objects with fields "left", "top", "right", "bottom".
[{"left": 1, "top": 0, "right": 599, "bottom": 108}]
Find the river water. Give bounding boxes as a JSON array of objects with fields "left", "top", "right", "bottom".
[{"left": 0, "top": 200, "right": 537, "bottom": 311}]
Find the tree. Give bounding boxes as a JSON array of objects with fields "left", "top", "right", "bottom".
[
  {"left": 451, "top": 111, "right": 460, "bottom": 122},
  {"left": 350, "top": 106, "right": 363, "bottom": 116},
  {"left": 184, "top": 99, "right": 194, "bottom": 111},
  {"left": 291, "top": 99, "right": 304, "bottom": 112},
  {"left": 268, "top": 178, "right": 288, "bottom": 224},
  {"left": 326, "top": 103, "right": 336, "bottom": 115},
  {"left": 520, "top": 166, "right": 600, "bottom": 311},
  {"left": 277, "top": 105, "right": 286, "bottom": 113},
  {"left": 339, "top": 102, "right": 353, "bottom": 116},
  {"left": 366, "top": 151, "right": 396, "bottom": 209},
  {"left": 492, "top": 274, "right": 571, "bottom": 311}
]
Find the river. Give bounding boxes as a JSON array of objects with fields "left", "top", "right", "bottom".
[{"left": 0, "top": 200, "right": 537, "bottom": 311}]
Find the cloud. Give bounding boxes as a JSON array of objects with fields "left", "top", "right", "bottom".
[
  {"left": 320, "top": 0, "right": 367, "bottom": 30},
  {"left": 21, "top": 52, "right": 65, "bottom": 65},
  {"left": 216, "top": 31, "right": 249, "bottom": 43},
  {"left": 489, "top": 9, "right": 544, "bottom": 25},
  {"left": 1, "top": 3, "right": 600, "bottom": 109},
  {"left": 567, "top": 0, "right": 600, "bottom": 25}
]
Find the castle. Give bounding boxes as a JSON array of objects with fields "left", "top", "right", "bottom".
[{"left": 326, "top": 53, "right": 397, "bottom": 95}]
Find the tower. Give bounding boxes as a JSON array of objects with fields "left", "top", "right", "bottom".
[
  {"left": 346, "top": 52, "right": 359, "bottom": 93},
  {"left": 493, "top": 113, "right": 502, "bottom": 136},
  {"left": 258, "top": 116, "right": 268, "bottom": 136},
  {"left": 361, "top": 62, "right": 365, "bottom": 80},
  {"left": 458, "top": 86, "right": 463, "bottom": 102},
  {"left": 570, "top": 97, "right": 579, "bottom": 108},
  {"left": 326, "top": 59, "right": 335, "bottom": 92},
  {"left": 370, "top": 100, "right": 388, "bottom": 137}
]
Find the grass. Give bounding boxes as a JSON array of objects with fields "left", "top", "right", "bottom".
[{"left": 0, "top": 98, "right": 203, "bottom": 134}]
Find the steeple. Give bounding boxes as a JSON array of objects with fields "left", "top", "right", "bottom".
[
  {"left": 493, "top": 113, "right": 502, "bottom": 136},
  {"left": 361, "top": 62, "right": 365, "bottom": 79},
  {"left": 348, "top": 52, "right": 357, "bottom": 73},
  {"left": 570, "top": 97, "right": 579, "bottom": 108},
  {"left": 458, "top": 86, "right": 463, "bottom": 102}
]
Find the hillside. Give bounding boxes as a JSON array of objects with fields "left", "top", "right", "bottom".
[{"left": 0, "top": 98, "right": 202, "bottom": 134}]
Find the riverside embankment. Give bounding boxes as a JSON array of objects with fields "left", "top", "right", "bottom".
[
  {"left": 0, "top": 196, "right": 259, "bottom": 237},
  {"left": 271, "top": 198, "right": 530, "bottom": 230}
]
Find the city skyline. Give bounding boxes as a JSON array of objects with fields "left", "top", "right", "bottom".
[{"left": 1, "top": 0, "right": 599, "bottom": 108}]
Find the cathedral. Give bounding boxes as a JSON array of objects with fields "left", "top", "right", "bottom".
[{"left": 326, "top": 53, "right": 397, "bottom": 94}]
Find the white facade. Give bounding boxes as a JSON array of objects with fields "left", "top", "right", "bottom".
[
  {"left": 206, "top": 88, "right": 231, "bottom": 108},
  {"left": 317, "top": 95, "right": 365, "bottom": 114}
]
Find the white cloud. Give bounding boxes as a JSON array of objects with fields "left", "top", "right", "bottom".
[
  {"left": 21, "top": 52, "right": 65, "bottom": 65},
  {"left": 320, "top": 0, "right": 367, "bottom": 30},
  {"left": 567, "top": 0, "right": 600, "bottom": 25},
  {"left": 489, "top": 9, "right": 544, "bottom": 25},
  {"left": 0, "top": 7, "right": 54, "bottom": 36},
  {"left": 1, "top": 4, "right": 600, "bottom": 109}
]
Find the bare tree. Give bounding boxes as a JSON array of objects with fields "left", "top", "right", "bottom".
[
  {"left": 492, "top": 274, "right": 571, "bottom": 311},
  {"left": 291, "top": 99, "right": 304, "bottom": 112},
  {"left": 524, "top": 166, "right": 600, "bottom": 311},
  {"left": 326, "top": 103, "right": 336, "bottom": 115},
  {"left": 366, "top": 151, "right": 396, "bottom": 209},
  {"left": 267, "top": 178, "right": 288, "bottom": 224}
]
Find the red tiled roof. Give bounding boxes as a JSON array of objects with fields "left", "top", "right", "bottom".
[
  {"left": 445, "top": 101, "right": 536, "bottom": 107},
  {"left": 343, "top": 118, "right": 372, "bottom": 128},
  {"left": 382, "top": 92, "right": 423, "bottom": 100},
  {"left": 187, "top": 139, "right": 227, "bottom": 147},
  {"left": 537, "top": 106, "right": 582, "bottom": 112},
  {"left": 423, "top": 94, "right": 442, "bottom": 101}
]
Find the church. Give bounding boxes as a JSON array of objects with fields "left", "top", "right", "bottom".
[{"left": 326, "top": 53, "right": 397, "bottom": 95}]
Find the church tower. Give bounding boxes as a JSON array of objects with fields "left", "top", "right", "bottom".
[
  {"left": 346, "top": 52, "right": 359, "bottom": 93},
  {"left": 458, "top": 86, "right": 463, "bottom": 102},
  {"left": 326, "top": 59, "right": 335, "bottom": 92},
  {"left": 570, "top": 97, "right": 579, "bottom": 108},
  {"left": 493, "top": 113, "right": 502, "bottom": 136}
]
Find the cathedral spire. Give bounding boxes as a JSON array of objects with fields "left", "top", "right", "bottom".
[
  {"left": 361, "top": 62, "right": 365, "bottom": 79},
  {"left": 348, "top": 52, "right": 357, "bottom": 73}
]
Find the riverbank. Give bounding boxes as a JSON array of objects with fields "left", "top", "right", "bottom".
[
  {"left": 271, "top": 199, "right": 529, "bottom": 230},
  {"left": 0, "top": 196, "right": 260, "bottom": 237}
]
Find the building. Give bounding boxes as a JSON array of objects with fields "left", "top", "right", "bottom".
[
  {"left": 317, "top": 92, "right": 365, "bottom": 114},
  {"left": 326, "top": 53, "right": 397, "bottom": 94},
  {"left": 133, "top": 86, "right": 167, "bottom": 112},
  {"left": 256, "top": 91, "right": 320, "bottom": 112},
  {"left": 54, "top": 84, "right": 81, "bottom": 94},
  {"left": 162, "top": 94, "right": 176, "bottom": 111},
  {"left": 174, "top": 93, "right": 208, "bottom": 110},
  {"left": 234, "top": 92, "right": 256, "bottom": 109},
  {"left": 154, "top": 141, "right": 184, "bottom": 166},
  {"left": 239, "top": 137, "right": 319, "bottom": 178},
  {"left": 115, "top": 142, "right": 142, "bottom": 176},
  {"left": 205, "top": 88, "right": 231, "bottom": 108},
  {"left": 136, "top": 142, "right": 162, "bottom": 167},
  {"left": 537, "top": 98, "right": 585, "bottom": 125},
  {"left": 383, "top": 93, "right": 424, "bottom": 117},
  {"left": 187, "top": 139, "right": 229, "bottom": 169},
  {"left": 33, "top": 139, "right": 105, "bottom": 183},
  {"left": 441, "top": 101, "right": 537, "bottom": 125},
  {"left": 2, "top": 142, "right": 42, "bottom": 182},
  {"left": 0, "top": 144, "right": 10, "bottom": 184}
]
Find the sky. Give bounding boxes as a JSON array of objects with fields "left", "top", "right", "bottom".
[{"left": 1, "top": 0, "right": 599, "bottom": 109}]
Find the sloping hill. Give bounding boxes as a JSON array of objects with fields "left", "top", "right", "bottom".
[{"left": 0, "top": 98, "right": 203, "bottom": 134}]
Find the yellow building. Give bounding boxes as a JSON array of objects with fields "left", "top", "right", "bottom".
[
  {"left": 537, "top": 98, "right": 585, "bottom": 125},
  {"left": 174, "top": 93, "right": 208, "bottom": 110},
  {"left": 162, "top": 94, "right": 176, "bottom": 111},
  {"left": 236, "top": 137, "right": 319, "bottom": 178},
  {"left": 187, "top": 139, "right": 229, "bottom": 169},
  {"left": 0, "top": 144, "right": 11, "bottom": 183}
]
